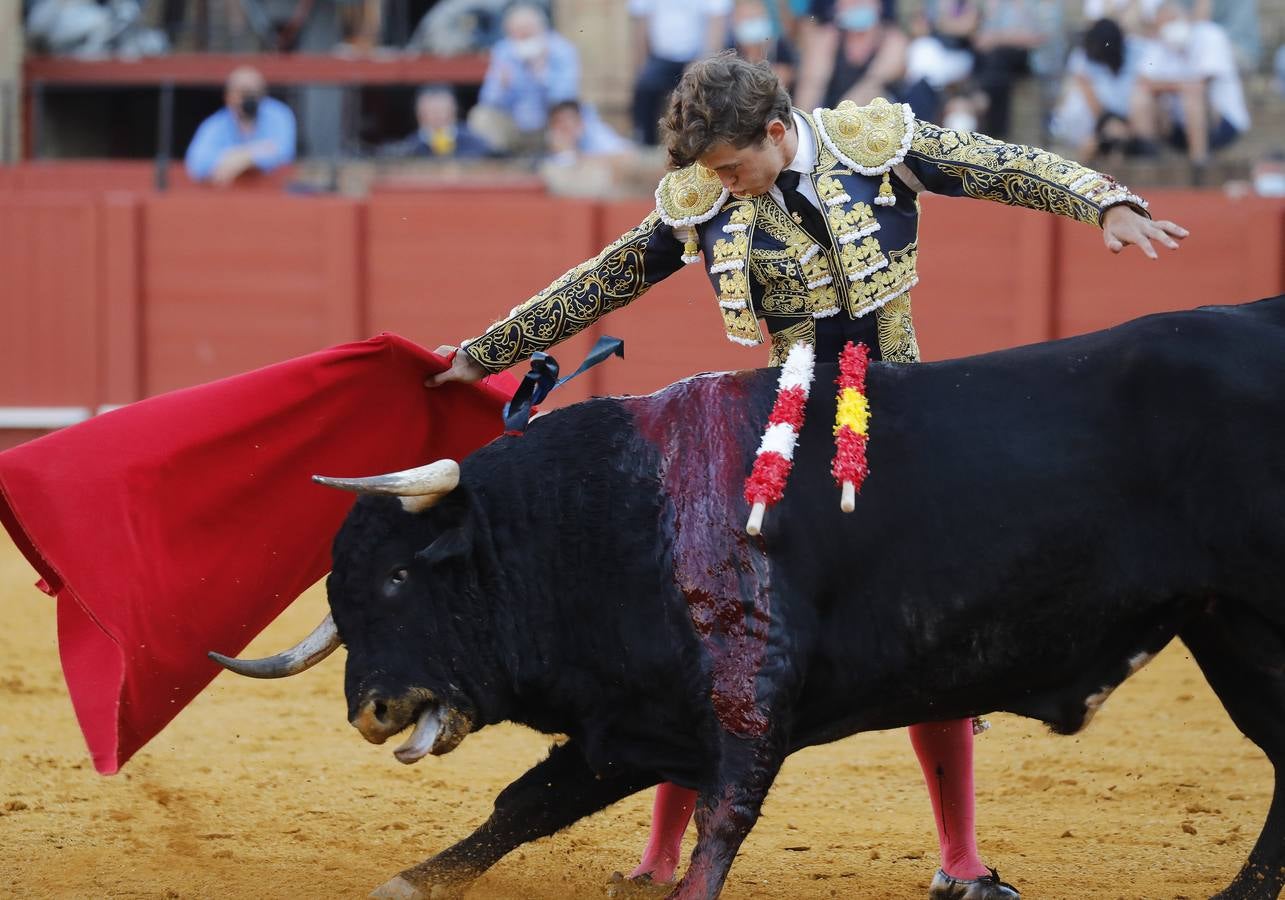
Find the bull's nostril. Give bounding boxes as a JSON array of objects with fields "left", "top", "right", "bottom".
[{"left": 373, "top": 700, "right": 388, "bottom": 723}]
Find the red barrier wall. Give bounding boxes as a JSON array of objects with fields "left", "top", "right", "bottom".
[
  {"left": 1055, "top": 192, "right": 1285, "bottom": 338},
  {"left": 0, "top": 193, "right": 102, "bottom": 408},
  {"left": 914, "top": 195, "right": 1059, "bottom": 360},
  {"left": 141, "top": 194, "right": 362, "bottom": 394},
  {"left": 1, "top": 186, "right": 1282, "bottom": 443},
  {"left": 0, "top": 161, "right": 295, "bottom": 193},
  {"left": 364, "top": 194, "right": 602, "bottom": 405}
]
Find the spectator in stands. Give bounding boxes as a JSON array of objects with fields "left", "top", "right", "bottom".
[
  {"left": 1050, "top": 17, "right": 1143, "bottom": 160},
  {"left": 1193, "top": 0, "right": 1261, "bottom": 71},
  {"left": 379, "top": 85, "right": 493, "bottom": 159},
  {"left": 1082, "top": 0, "right": 1161, "bottom": 33},
  {"left": 184, "top": 66, "right": 297, "bottom": 186},
  {"left": 729, "top": 0, "right": 798, "bottom": 90},
  {"left": 543, "top": 100, "right": 633, "bottom": 165},
  {"left": 971, "top": 0, "right": 1061, "bottom": 139},
  {"left": 1129, "top": 0, "right": 1250, "bottom": 175},
  {"left": 470, "top": 2, "right": 580, "bottom": 155},
  {"left": 629, "top": 0, "right": 733, "bottom": 145},
  {"left": 806, "top": 0, "right": 898, "bottom": 23},
  {"left": 792, "top": 0, "right": 913, "bottom": 113},
  {"left": 903, "top": 0, "right": 981, "bottom": 124}
]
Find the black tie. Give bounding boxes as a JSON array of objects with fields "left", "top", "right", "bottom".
[{"left": 776, "top": 169, "right": 832, "bottom": 250}]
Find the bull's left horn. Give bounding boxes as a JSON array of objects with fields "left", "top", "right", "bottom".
[
  {"left": 208, "top": 613, "right": 340, "bottom": 679},
  {"left": 313, "top": 460, "right": 460, "bottom": 513}
]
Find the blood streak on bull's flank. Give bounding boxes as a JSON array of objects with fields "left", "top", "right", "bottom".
[{"left": 627, "top": 372, "right": 775, "bottom": 738}]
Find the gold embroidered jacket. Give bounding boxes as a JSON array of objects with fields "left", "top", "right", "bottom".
[{"left": 463, "top": 99, "right": 1148, "bottom": 373}]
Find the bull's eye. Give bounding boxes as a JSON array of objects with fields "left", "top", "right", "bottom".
[{"left": 390, "top": 568, "right": 409, "bottom": 586}]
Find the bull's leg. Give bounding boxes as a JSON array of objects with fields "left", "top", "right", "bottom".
[
  {"left": 372, "top": 740, "right": 656, "bottom": 900},
  {"left": 665, "top": 732, "right": 786, "bottom": 900},
  {"left": 1180, "top": 603, "right": 1285, "bottom": 900}
]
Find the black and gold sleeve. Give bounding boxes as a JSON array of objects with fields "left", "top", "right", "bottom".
[
  {"left": 902, "top": 120, "right": 1149, "bottom": 227},
  {"left": 463, "top": 211, "right": 685, "bottom": 374}
]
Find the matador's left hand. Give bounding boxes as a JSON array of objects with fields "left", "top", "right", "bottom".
[{"left": 1102, "top": 206, "right": 1189, "bottom": 260}]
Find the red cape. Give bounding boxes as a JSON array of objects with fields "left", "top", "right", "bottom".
[{"left": 0, "top": 334, "right": 516, "bottom": 774}]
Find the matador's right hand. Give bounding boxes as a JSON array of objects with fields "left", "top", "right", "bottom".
[{"left": 426, "top": 346, "right": 488, "bottom": 387}]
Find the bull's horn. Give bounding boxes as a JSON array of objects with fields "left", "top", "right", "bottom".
[
  {"left": 313, "top": 460, "right": 460, "bottom": 513},
  {"left": 208, "top": 613, "right": 340, "bottom": 679}
]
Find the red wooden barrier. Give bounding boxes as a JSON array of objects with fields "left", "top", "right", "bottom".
[
  {"left": 0, "top": 161, "right": 295, "bottom": 193},
  {"left": 913, "top": 194, "right": 1058, "bottom": 361},
  {"left": 0, "top": 186, "right": 1281, "bottom": 448},
  {"left": 589, "top": 200, "right": 762, "bottom": 400},
  {"left": 0, "top": 192, "right": 102, "bottom": 411},
  {"left": 1055, "top": 191, "right": 1285, "bottom": 339},
  {"left": 98, "top": 193, "right": 144, "bottom": 406},
  {"left": 141, "top": 194, "right": 363, "bottom": 394},
  {"left": 364, "top": 193, "right": 602, "bottom": 406}
]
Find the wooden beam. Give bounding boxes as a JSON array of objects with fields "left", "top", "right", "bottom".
[{"left": 23, "top": 53, "right": 490, "bottom": 87}]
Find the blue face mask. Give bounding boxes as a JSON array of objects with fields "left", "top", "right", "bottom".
[
  {"left": 837, "top": 6, "right": 878, "bottom": 31},
  {"left": 734, "top": 17, "right": 774, "bottom": 45}
]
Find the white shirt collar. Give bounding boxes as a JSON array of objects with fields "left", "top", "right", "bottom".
[{"left": 786, "top": 110, "right": 816, "bottom": 176}]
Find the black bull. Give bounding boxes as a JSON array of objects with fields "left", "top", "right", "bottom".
[{"left": 224, "top": 296, "right": 1285, "bottom": 899}]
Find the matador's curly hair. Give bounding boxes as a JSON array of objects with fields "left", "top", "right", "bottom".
[{"left": 659, "top": 52, "right": 794, "bottom": 169}]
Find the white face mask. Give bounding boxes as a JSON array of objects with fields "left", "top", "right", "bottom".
[
  {"left": 1159, "top": 19, "right": 1192, "bottom": 49},
  {"left": 734, "top": 17, "right": 774, "bottom": 45},
  {"left": 512, "top": 35, "right": 547, "bottom": 61}
]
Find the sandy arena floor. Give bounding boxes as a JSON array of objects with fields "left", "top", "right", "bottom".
[{"left": 0, "top": 531, "right": 1273, "bottom": 900}]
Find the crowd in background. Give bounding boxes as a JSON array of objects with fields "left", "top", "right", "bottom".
[{"left": 23, "top": 0, "right": 1284, "bottom": 191}]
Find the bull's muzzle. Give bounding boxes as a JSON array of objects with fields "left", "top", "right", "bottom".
[{"left": 350, "top": 691, "right": 472, "bottom": 764}]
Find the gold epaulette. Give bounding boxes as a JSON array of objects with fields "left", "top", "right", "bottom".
[
  {"left": 655, "top": 163, "right": 729, "bottom": 227},
  {"left": 812, "top": 98, "right": 915, "bottom": 177}
]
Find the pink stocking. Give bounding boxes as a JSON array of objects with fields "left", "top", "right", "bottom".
[
  {"left": 630, "top": 782, "right": 697, "bottom": 882},
  {"left": 908, "top": 719, "right": 988, "bottom": 879}
]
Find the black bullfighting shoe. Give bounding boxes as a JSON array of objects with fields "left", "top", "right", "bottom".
[{"left": 928, "top": 868, "right": 1020, "bottom": 900}]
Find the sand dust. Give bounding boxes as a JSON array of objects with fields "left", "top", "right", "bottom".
[{"left": 0, "top": 532, "right": 1272, "bottom": 899}]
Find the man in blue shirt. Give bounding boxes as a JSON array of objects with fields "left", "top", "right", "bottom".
[
  {"left": 379, "top": 85, "right": 494, "bottom": 160},
  {"left": 544, "top": 99, "right": 633, "bottom": 164},
  {"left": 185, "top": 66, "right": 297, "bottom": 186},
  {"left": 470, "top": 3, "right": 580, "bottom": 155}
]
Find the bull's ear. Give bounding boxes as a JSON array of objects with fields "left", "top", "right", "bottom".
[{"left": 415, "top": 527, "right": 471, "bottom": 567}]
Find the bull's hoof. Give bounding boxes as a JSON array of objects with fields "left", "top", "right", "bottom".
[
  {"left": 605, "top": 871, "right": 674, "bottom": 898},
  {"left": 370, "top": 874, "right": 468, "bottom": 900},
  {"left": 928, "top": 868, "right": 1020, "bottom": 900},
  {"left": 370, "top": 876, "right": 424, "bottom": 900}
]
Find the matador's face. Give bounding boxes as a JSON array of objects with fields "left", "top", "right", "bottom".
[{"left": 699, "top": 118, "right": 793, "bottom": 199}]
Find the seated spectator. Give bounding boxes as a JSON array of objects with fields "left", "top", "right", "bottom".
[
  {"left": 184, "top": 66, "right": 296, "bottom": 187},
  {"left": 729, "top": 0, "right": 797, "bottom": 90},
  {"left": 971, "top": 0, "right": 1060, "bottom": 138},
  {"left": 26, "top": 0, "right": 168, "bottom": 57},
  {"left": 629, "top": 0, "right": 733, "bottom": 145},
  {"left": 379, "top": 85, "right": 493, "bottom": 159},
  {"left": 1050, "top": 18, "right": 1143, "bottom": 159},
  {"left": 904, "top": 0, "right": 981, "bottom": 123},
  {"left": 543, "top": 100, "right": 633, "bottom": 165},
  {"left": 793, "top": 0, "right": 910, "bottom": 113},
  {"left": 408, "top": 0, "right": 517, "bottom": 55},
  {"left": 1193, "top": 0, "right": 1261, "bottom": 71},
  {"left": 1129, "top": 0, "right": 1250, "bottom": 173},
  {"left": 807, "top": 0, "right": 898, "bottom": 24},
  {"left": 1082, "top": 0, "right": 1162, "bottom": 33},
  {"left": 469, "top": 3, "right": 579, "bottom": 155}
]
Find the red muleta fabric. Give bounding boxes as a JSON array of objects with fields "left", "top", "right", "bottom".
[{"left": 0, "top": 334, "right": 516, "bottom": 775}]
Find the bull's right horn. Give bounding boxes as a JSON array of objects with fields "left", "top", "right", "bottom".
[
  {"left": 208, "top": 613, "right": 340, "bottom": 679},
  {"left": 313, "top": 460, "right": 460, "bottom": 513}
]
